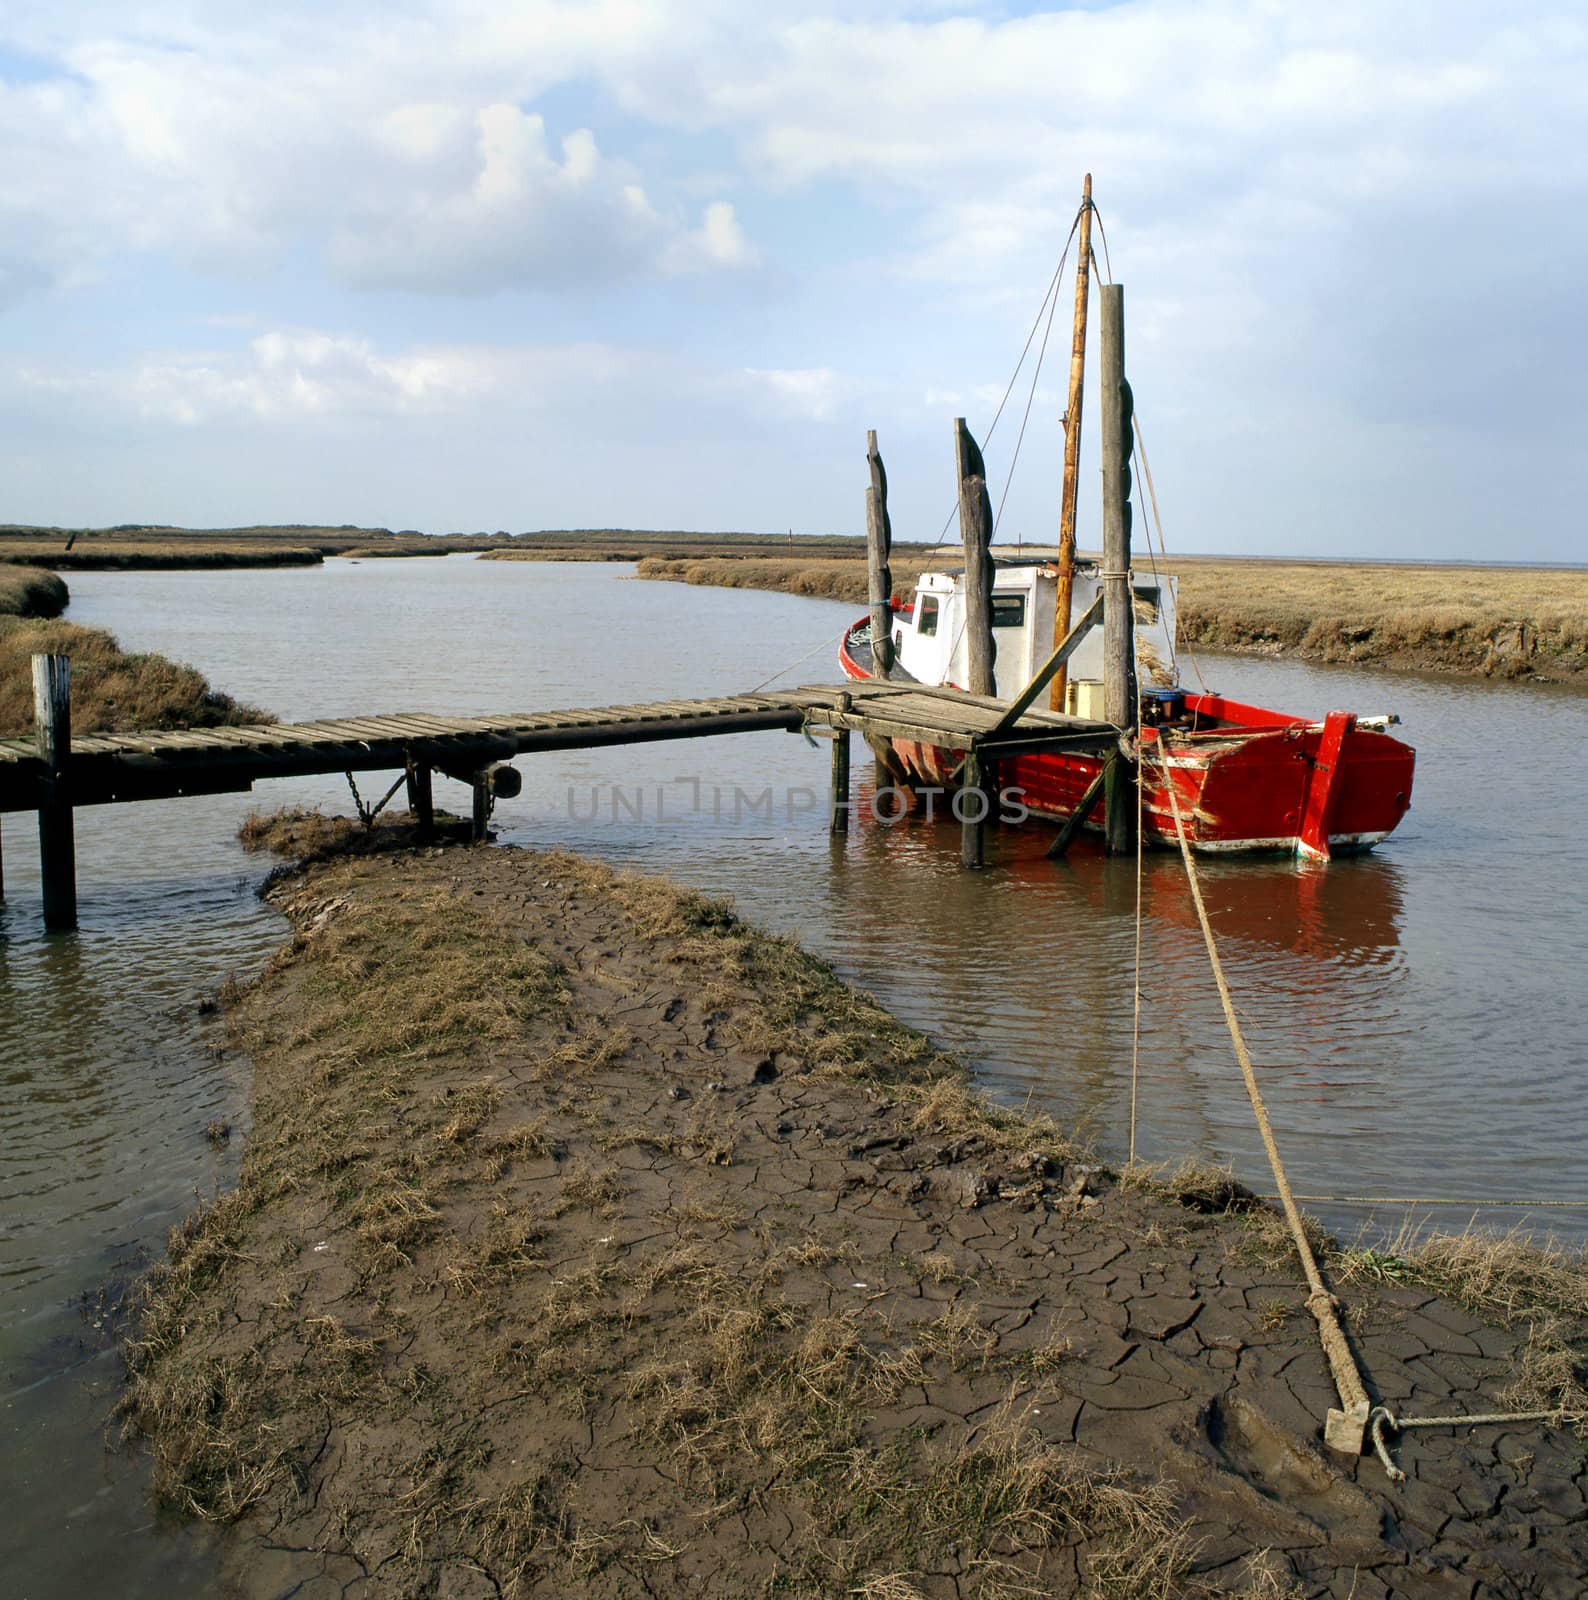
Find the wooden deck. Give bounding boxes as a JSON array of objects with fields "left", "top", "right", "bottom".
[{"left": 0, "top": 681, "right": 1118, "bottom": 814}]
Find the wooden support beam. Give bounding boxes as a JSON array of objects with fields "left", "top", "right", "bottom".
[
  {"left": 33, "top": 653, "right": 77, "bottom": 931},
  {"left": 830, "top": 726, "right": 851, "bottom": 835},
  {"left": 1046, "top": 759, "right": 1110, "bottom": 859},
  {"left": 865, "top": 429, "right": 895, "bottom": 678},
  {"left": 960, "top": 749, "right": 988, "bottom": 870},
  {"left": 954, "top": 418, "right": 997, "bottom": 699},
  {"left": 1098, "top": 285, "right": 1138, "bottom": 856},
  {"left": 411, "top": 763, "right": 434, "bottom": 838},
  {"left": 991, "top": 591, "right": 1104, "bottom": 737},
  {"left": 471, "top": 771, "right": 490, "bottom": 843}
]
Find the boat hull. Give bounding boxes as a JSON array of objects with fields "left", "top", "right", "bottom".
[{"left": 839, "top": 619, "right": 1414, "bottom": 858}]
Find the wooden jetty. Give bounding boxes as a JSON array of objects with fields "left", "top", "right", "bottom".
[{"left": 0, "top": 662, "right": 1119, "bottom": 929}]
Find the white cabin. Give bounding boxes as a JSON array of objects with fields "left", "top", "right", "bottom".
[{"left": 891, "top": 559, "right": 1179, "bottom": 713}]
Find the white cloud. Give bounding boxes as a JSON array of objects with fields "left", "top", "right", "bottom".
[
  {"left": 663, "top": 200, "right": 760, "bottom": 273},
  {"left": 737, "top": 365, "right": 848, "bottom": 421},
  {"left": 2, "top": 329, "right": 854, "bottom": 431},
  {"left": 0, "top": 6, "right": 763, "bottom": 303}
]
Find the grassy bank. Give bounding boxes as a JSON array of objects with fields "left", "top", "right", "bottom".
[
  {"left": 0, "top": 540, "right": 323, "bottom": 571},
  {"left": 635, "top": 553, "right": 1588, "bottom": 685},
  {"left": 0, "top": 565, "right": 69, "bottom": 619},
  {"left": 0, "top": 619, "right": 273, "bottom": 737},
  {"left": 118, "top": 822, "right": 1588, "bottom": 1598}
]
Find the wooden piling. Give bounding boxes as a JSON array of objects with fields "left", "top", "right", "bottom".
[
  {"left": 961, "top": 750, "right": 988, "bottom": 869},
  {"left": 33, "top": 653, "right": 77, "bottom": 931},
  {"left": 410, "top": 763, "right": 435, "bottom": 838},
  {"left": 471, "top": 771, "right": 490, "bottom": 843},
  {"left": 830, "top": 727, "right": 851, "bottom": 835},
  {"left": 865, "top": 430, "right": 895, "bottom": 678},
  {"left": 1051, "top": 173, "right": 1093, "bottom": 712},
  {"left": 1098, "top": 285, "right": 1138, "bottom": 855},
  {"left": 954, "top": 418, "right": 997, "bottom": 698}
]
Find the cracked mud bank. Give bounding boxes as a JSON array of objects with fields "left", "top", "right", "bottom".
[{"left": 122, "top": 839, "right": 1588, "bottom": 1598}]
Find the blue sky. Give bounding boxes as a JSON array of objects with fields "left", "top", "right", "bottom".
[{"left": 2, "top": 1, "right": 1585, "bottom": 559}]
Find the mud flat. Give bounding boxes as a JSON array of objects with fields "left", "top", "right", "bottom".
[{"left": 120, "top": 829, "right": 1588, "bottom": 1598}]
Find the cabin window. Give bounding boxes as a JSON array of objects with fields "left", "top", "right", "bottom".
[
  {"left": 991, "top": 594, "right": 1026, "bottom": 629},
  {"left": 917, "top": 595, "right": 941, "bottom": 637},
  {"left": 1132, "top": 586, "right": 1160, "bottom": 624}
]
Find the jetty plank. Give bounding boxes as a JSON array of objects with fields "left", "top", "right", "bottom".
[{"left": 0, "top": 683, "right": 1119, "bottom": 818}]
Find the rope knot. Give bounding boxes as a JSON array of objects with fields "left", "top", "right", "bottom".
[{"left": 1306, "top": 1289, "right": 1341, "bottom": 1319}]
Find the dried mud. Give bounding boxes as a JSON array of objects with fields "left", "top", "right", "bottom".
[{"left": 122, "top": 840, "right": 1588, "bottom": 1598}]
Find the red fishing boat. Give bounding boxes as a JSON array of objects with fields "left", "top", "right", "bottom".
[
  {"left": 838, "top": 560, "right": 1416, "bottom": 859},
  {"left": 839, "top": 176, "right": 1415, "bottom": 861}
]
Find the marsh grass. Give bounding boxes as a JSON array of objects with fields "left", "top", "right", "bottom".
[
  {"left": 1174, "top": 559, "right": 1588, "bottom": 679},
  {"left": 0, "top": 617, "right": 274, "bottom": 736},
  {"left": 0, "top": 564, "right": 68, "bottom": 618},
  {"left": 634, "top": 552, "right": 1588, "bottom": 682},
  {"left": 1337, "top": 1222, "right": 1588, "bottom": 1426}
]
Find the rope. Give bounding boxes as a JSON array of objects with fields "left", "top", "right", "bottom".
[
  {"left": 1128, "top": 753, "right": 1144, "bottom": 1163},
  {"left": 1369, "top": 1405, "right": 1567, "bottom": 1484},
  {"left": 1131, "top": 415, "right": 1209, "bottom": 695},
  {"left": 924, "top": 203, "right": 1085, "bottom": 560},
  {"left": 1152, "top": 752, "right": 1372, "bottom": 1429},
  {"left": 992, "top": 241, "right": 1067, "bottom": 544},
  {"left": 745, "top": 623, "right": 855, "bottom": 694}
]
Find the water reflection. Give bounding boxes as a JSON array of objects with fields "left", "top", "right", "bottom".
[{"left": 2, "top": 556, "right": 1584, "bottom": 1596}]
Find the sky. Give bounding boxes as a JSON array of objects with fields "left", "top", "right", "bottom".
[{"left": 2, "top": 1, "right": 1585, "bottom": 560}]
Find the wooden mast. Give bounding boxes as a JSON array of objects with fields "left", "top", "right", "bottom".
[{"left": 1049, "top": 174, "right": 1093, "bottom": 712}]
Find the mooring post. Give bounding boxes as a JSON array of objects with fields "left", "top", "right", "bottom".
[
  {"left": 865, "top": 429, "right": 895, "bottom": 678},
  {"left": 33, "top": 653, "right": 77, "bottom": 931},
  {"left": 954, "top": 418, "right": 997, "bottom": 698},
  {"left": 411, "top": 763, "right": 435, "bottom": 838},
  {"left": 830, "top": 726, "right": 852, "bottom": 835},
  {"left": 1099, "top": 284, "right": 1138, "bottom": 855},
  {"left": 470, "top": 771, "right": 490, "bottom": 843},
  {"left": 961, "top": 749, "right": 988, "bottom": 869}
]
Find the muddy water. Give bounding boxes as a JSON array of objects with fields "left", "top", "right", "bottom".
[{"left": 3, "top": 555, "right": 1586, "bottom": 1593}]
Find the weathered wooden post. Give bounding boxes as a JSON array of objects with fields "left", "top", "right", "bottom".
[
  {"left": 471, "top": 771, "right": 490, "bottom": 842},
  {"left": 961, "top": 749, "right": 988, "bottom": 869},
  {"left": 1099, "top": 285, "right": 1138, "bottom": 855},
  {"left": 866, "top": 430, "right": 894, "bottom": 678},
  {"left": 406, "top": 760, "right": 435, "bottom": 838},
  {"left": 830, "top": 725, "right": 851, "bottom": 835},
  {"left": 33, "top": 653, "right": 77, "bottom": 931},
  {"left": 954, "top": 418, "right": 997, "bottom": 698},
  {"left": 1051, "top": 173, "right": 1093, "bottom": 712}
]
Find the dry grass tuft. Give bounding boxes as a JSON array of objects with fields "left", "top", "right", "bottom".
[{"left": 1338, "top": 1222, "right": 1588, "bottom": 1427}]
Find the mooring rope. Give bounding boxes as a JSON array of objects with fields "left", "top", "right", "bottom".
[
  {"left": 1368, "top": 1404, "right": 1568, "bottom": 1484},
  {"left": 1130, "top": 415, "right": 1209, "bottom": 696},
  {"left": 1129, "top": 756, "right": 1145, "bottom": 1163},
  {"left": 745, "top": 623, "right": 856, "bottom": 694},
  {"left": 1151, "top": 748, "right": 1575, "bottom": 1477},
  {"left": 1152, "top": 754, "right": 1373, "bottom": 1430}
]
